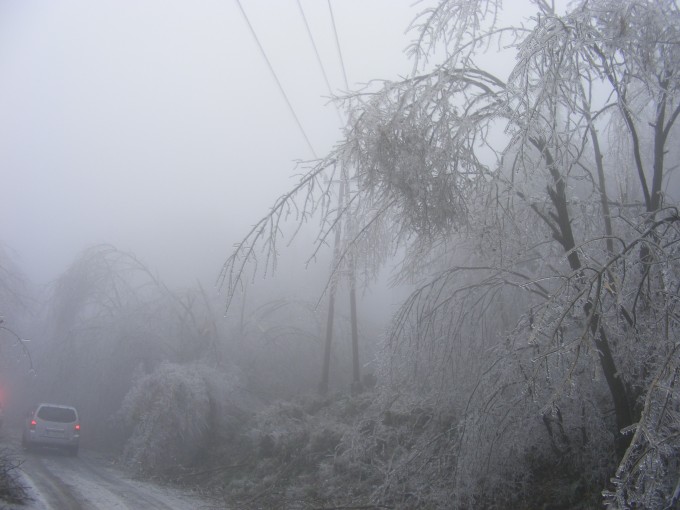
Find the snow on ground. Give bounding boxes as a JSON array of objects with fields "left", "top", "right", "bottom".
[{"left": 1, "top": 431, "right": 221, "bottom": 510}]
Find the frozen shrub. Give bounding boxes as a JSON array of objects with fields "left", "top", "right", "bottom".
[
  {"left": 251, "top": 401, "right": 310, "bottom": 462},
  {"left": 0, "top": 448, "right": 29, "bottom": 506},
  {"left": 119, "top": 362, "right": 243, "bottom": 477},
  {"left": 222, "top": 392, "right": 447, "bottom": 509}
]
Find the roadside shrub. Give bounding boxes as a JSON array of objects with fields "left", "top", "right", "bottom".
[
  {"left": 0, "top": 448, "right": 29, "bottom": 506},
  {"left": 119, "top": 362, "right": 243, "bottom": 477},
  {"left": 221, "top": 391, "right": 446, "bottom": 509}
]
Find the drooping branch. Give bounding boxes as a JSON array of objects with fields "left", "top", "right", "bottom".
[
  {"left": 217, "top": 160, "right": 337, "bottom": 312},
  {"left": 0, "top": 320, "right": 33, "bottom": 372}
]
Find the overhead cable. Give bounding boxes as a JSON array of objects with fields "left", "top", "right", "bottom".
[
  {"left": 327, "top": 0, "right": 349, "bottom": 90},
  {"left": 235, "top": 0, "right": 318, "bottom": 158},
  {"left": 295, "top": 0, "right": 344, "bottom": 125}
]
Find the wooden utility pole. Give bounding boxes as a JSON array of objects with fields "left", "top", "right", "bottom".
[
  {"left": 319, "top": 168, "right": 362, "bottom": 395},
  {"left": 319, "top": 174, "right": 345, "bottom": 395},
  {"left": 349, "top": 255, "right": 361, "bottom": 393}
]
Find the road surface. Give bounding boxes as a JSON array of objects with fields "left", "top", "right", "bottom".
[{"left": 1, "top": 433, "right": 221, "bottom": 509}]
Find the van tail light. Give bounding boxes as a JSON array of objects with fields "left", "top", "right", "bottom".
[
  {"left": 74, "top": 424, "right": 80, "bottom": 432},
  {"left": 30, "top": 419, "right": 36, "bottom": 430}
]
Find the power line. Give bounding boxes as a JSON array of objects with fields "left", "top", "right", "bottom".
[
  {"left": 327, "top": 0, "right": 349, "bottom": 90},
  {"left": 295, "top": 0, "right": 333, "bottom": 98},
  {"left": 234, "top": 0, "right": 318, "bottom": 158},
  {"left": 295, "top": 0, "right": 344, "bottom": 125}
]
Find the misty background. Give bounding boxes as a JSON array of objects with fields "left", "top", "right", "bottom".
[
  {"left": 0, "top": 1, "right": 420, "bottom": 471},
  {"left": 0, "top": 0, "right": 412, "bottom": 292}
]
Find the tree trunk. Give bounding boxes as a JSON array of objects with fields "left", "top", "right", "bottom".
[{"left": 537, "top": 140, "right": 635, "bottom": 453}]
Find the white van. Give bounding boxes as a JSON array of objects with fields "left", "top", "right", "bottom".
[{"left": 22, "top": 403, "right": 80, "bottom": 456}]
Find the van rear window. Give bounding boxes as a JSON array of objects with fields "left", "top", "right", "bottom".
[{"left": 37, "top": 406, "right": 76, "bottom": 423}]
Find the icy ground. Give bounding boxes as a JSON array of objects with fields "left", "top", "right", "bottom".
[{"left": 1, "top": 433, "right": 221, "bottom": 510}]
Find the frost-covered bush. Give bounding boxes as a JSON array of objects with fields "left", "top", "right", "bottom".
[
  {"left": 120, "top": 362, "right": 244, "bottom": 477},
  {"left": 0, "top": 448, "right": 29, "bottom": 506},
  {"left": 221, "top": 392, "right": 454, "bottom": 509},
  {"left": 222, "top": 394, "right": 375, "bottom": 508},
  {"left": 222, "top": 387, "right": 607, "bottom": 509}
]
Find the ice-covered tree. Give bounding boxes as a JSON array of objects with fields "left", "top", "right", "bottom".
[
  {"left": 222, "top": 0, "right": 680, "bottom": 506},
  {"left": 0, "top": 244, "right": 33, "bottom": 372},
  {"left": 35, "top": 245, "right": 227, "bottom": 448}
]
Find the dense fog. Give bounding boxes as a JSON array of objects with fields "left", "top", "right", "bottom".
[
  {"left": 0, "top": 0, "right": 412, "bottom": 431},
  {"left": 0, "top": 0, "right": 413, "bottom": 287},
  {"left": 2, "top": 1, "right": 680, "bottom": 509}
]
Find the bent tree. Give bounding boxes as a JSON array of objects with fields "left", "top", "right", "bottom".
[
  {"left": 222, "top": 0, "right": 680, "bottom": 506},
  {"left": 39, "top": 245, "right": 224, "bottom": 448},
  {"left": 0, "top": 244, "right": 33, "bottom": 371}
]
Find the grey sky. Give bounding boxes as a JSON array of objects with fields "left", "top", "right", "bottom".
[{"left": 0, "top": 0, "right": 416, "bottom": 287}]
